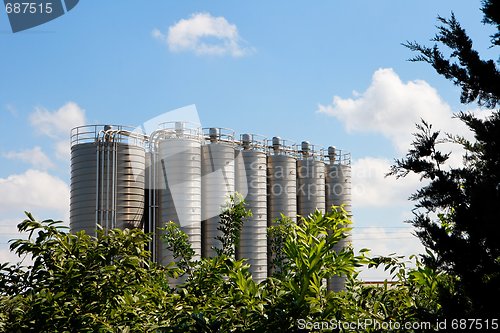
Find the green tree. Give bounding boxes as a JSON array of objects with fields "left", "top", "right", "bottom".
[
  {"left": 0, "top": 208, "right": 441, "bottom": 332},
  {"left": 216, "top": 193, "right": 252, "bottom": 257},
  {"left": 0, "top": 213, "right": 174, "bottom": 332},
  {"left": 404, "top": 1, "right": 499, "bottom": 108},
  {"left": 264, "top": 208, "right": 363, "bottom": 331},
  {"left": 343, "top": 253, "right": 442, "bottom": 333},
  {"left": 392, "top": 0, "right": 500, "bottom": 318}
]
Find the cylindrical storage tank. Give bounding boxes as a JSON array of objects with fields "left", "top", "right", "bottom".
[
  {"left": 201, "top": 128, "right": 236, "bottom": 258},
  {"left": 70, "top": 125, "right": 146, "bottom": 236},
  {"left": 235, "top": 134, "right": 268, "bottom": 283},
  {"left": 325, "top": 146, "right": 352, "bottom": 292},
  {"left": 113, "top": 143, "right": 146, "bottom": 230},
  {"left": 156, "top": 128, "right": 202, "bottom": 266},
  {"left": 297, "top": 141, "right": 326, "bottom": 217},
  {"left": 326, "top": 174, "right": 352, "bottom": 214},
  {"left": 267, "top": 137, "right": 297, "bottom": 275},
  {"left": 267, "top": 138, "right": 297, "bottom": 223},
  {"left": 70, "top": 142, "right": 100, "bottom": 235}
]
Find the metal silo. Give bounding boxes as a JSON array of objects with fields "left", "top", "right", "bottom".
[
  {"left": 267, "top": 137, "right": 297, "bottom": 223},
  {"left": 297, "top": 141, "right": 326, "bottom": 217},
  {"left": 154, "top": 122, "right": 202, "bottom": 266},
  {"left": 325, "top": 146, "right": 352, "bottom": 292},
  {"left": 201, "top": 128, "right": 236, "bottom": 258},
  {"left": 70, "top": 125, "right": 146, "bottom": 236},
  {"left": 267, "top": 137, "right": 297, "bottom": 275},
  {"left": 235, "top": 134, "right": 268, "bottom": 283}
]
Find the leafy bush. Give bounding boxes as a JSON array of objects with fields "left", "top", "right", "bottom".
[{"left": 0, "top": 208, "right": 441, "bottom": 332}]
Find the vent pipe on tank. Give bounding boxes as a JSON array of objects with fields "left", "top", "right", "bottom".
[
  {"left": 209, "top": 128, "right": 219, "bottom": 142},
  {"left": 242, "top": 134, "right": 251, "bottom": 150},
  {"left": 301, "top": 141, "right": 310, "bottom": 158},
  {"left": 272, "top": 137, "right": 281, "bottom": 155},
  {"left": 328, "top": 146, "right": 336, "bottom": 163},
  {"left": 175, "top": 122, "right": 184, "bottom": 136}
]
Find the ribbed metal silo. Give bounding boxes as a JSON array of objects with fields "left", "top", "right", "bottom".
[
  {"left": 325, "top": 146, "right": 352, "bottom": 292},
  {"left": 201, "top": 128, "right": 236, "bottom": 258},
  {"left": 154, "top": 122, "right": 202, "bottom": 266},
  {"left": 235, "top": 134, "right": 268, "bottom": 283},
  {"left": 70, "top": 125, "right": 146, "bottom": 236},
  {"left": 267, "top": 137, "right": 297, "bottom": 223},
  {"left": 297, "top": 141, "right": 326, "bottom": 217},
  {"left": 267, "top": 137, "right": 297, "bottom": 275}
]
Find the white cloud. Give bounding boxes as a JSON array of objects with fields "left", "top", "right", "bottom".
[
  {"left": 318, "top": 68, "right": 465, "bottom": 153},
  {"left": 0, "top": 223, "right": 19, "bottom": 235},
  {"left": 154, "top": 12, "right": 253, "bottom": 57},
  {"left": 3, "top": 146, "right": 55, "bottom": 170},
  {"left": 0, "top": 170, "right": 70, "bottom": 264},
  {"left": 466, "top": 107, "right": 494, "bottom": 121},
  {"left": 5, "top": 104, "right": 18, "bottom": 117},
  {"left": 351, "top": 157, "right": 421, "bottom": 207},
  {"left": 0, "top": 103, "right": 83, "bottom": 264},
  {"left": 54, "top": 140, "right": 70, "bottom": 161},
  {"left": 0, "top": 169, "right": 69, "bottom": 217},
  {"left": 30, "top": 102, "right": 85, "bottom": 139},
  {"left": 317, "top": 68, "right": 498, "bottom": 169},
  {"left": 0, "top": 220, "right": 23, "bottom": 261},
  {"left": 353, "top": 226, "right": 424, "bottom": 257},
  {"left": 353, "top": 226, "right": 425, "bottom": 281},
  {"left": 0, "top": 248, "right": 21, "bottom": 264},
  {"left": 152, "top": 28, "right": 164, "bottom": 40},
  {"left": 29, "top": 102, "right": 85, "bottom": 162}
]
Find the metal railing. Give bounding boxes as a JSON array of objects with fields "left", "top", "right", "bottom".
[{"left": 71, "top": 124, "right": 147, "bottom": 147}]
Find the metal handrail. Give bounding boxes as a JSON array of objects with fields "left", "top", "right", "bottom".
[
  {"left": 71, "top": 125, "right": 147, "bottom": 147},
  {"left": 202, "top": 127, "right": 235, "bottom": 144},
  {"left": 236, "top": 133, "right": 267, "bottom": 152},
  {"left": 266, "top": 137, "right": 298, "bottom": 157}
]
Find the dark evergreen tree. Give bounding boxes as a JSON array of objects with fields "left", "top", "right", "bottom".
[
  {"left": 404, "top": 2, "right": 500, "bottom": 108},
  {"left": 391, "top": 0, "right": 500, "bottom": 318}
]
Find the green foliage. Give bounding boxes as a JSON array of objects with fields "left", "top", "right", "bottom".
[
  {"left": 0, "top": 213, "right": 173, "bottom": 332},
  {"left": 403, "top": 3, "right": 500, "bottom": 108},
  {"left": 264, "top": 208, "right": 364, "bottom": 331},
  {"left": 390, "top": 115, "right": 500, "bottom": 317},
  {"left": 215, "top": 193, "right": 252, "bottom": 257},
  {"left": 0, "top": 209, "right": 441, "bottom": 332},
  {"left": 161, "top": 221, "right": 195, "bottom": 275},
  {"left": 267, "top": 214, "right": 294, "bottom": 275},
  {"left": 394, "top": 0, "right": 500, "bottom": 318}
]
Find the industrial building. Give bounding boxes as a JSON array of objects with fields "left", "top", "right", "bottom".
[{"left": 69, "top": 123, "right": 351, "bottom": 288}]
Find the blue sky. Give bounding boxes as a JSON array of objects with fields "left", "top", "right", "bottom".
[{"left": 0, "top": 1, "right": 493, "bottom": 279}]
